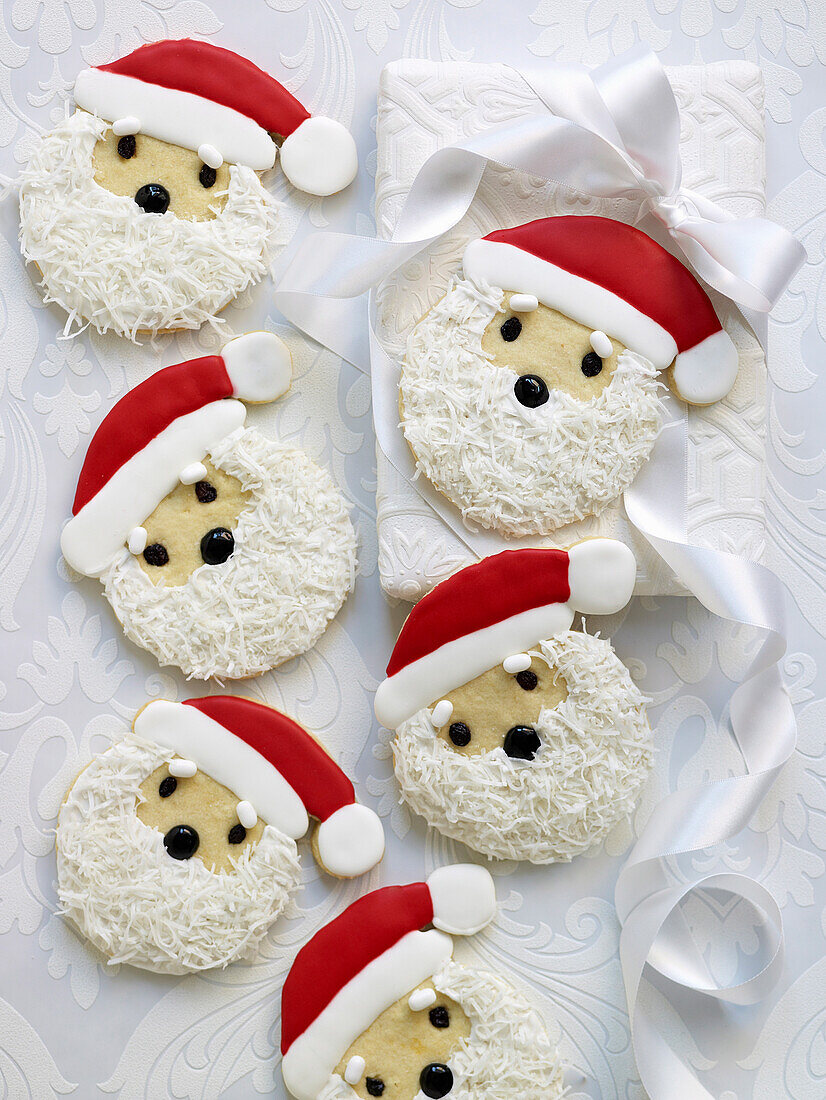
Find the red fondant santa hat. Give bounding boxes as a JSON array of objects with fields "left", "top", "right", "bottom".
[
  {"left": 60, "top": 331, "right": 292, "bottom": 577},
  {"left": 280, "top": 865, "right": 496, "bottom": 1100},
  {"left": 74, "top": 39, "right": 357, "bottom": 196},
  {"left": 374, "top": 540, "right": 636, "bottom": 729},
  {"left": 463, "top": 216, "right": 739, "bottom": 405},
  {"left": 134, "top": 696, "right": 385, "bottom": 877}
]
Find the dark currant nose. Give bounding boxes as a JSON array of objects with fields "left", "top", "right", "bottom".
[
  {"left": 135, "top": 183, "right": 170, "bottom": 214},
  {"left": 503, "top": 725, "right": 541, "bottom": 760},
  {"left": 200, "top": 527, "right": 235, "bottom": 565},
  {"left": 513, "top": 374, "right": 549, "bottom": 408},
  {"left": 163, "top": 824, "right": 200, "bottom": 860},
  {"left": 419, "top": 1063, "right": 453, "bottom": 1098}
]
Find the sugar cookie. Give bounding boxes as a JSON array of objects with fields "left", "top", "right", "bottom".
[
  {"left": 61, "top": 332, "right": 356, "bottom": 680},
  {"left": 375, "top": 540, "right": 652, "bottom": 863},
  {"left": 56, "top": 696, "right": 385, "bottom": 974},
  {"left": 400, "top": 216, "right": 739, "bottom": 536},
  {"left": 18, "top": 39, "right": 358, "bottom": 338},
  {"left": 280, "top": 866, "right": 566, "bottom": 1098}
]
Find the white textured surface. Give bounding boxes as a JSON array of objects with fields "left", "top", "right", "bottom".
[{"left": 0, "top": 3, "right": 823, "bottom": 1099}]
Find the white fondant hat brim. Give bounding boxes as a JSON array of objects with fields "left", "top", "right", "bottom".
[
  {"left": 60, "top": 399, "right": 246, "bottom": 577},
  {"left": 134, "top": 700, "right": 309, "bottom": 839},
  {"left": 281, "top": 929, "right": 453, "bottom": 1100},
  {"left": 74, "top": 69, "right": 276, "bottom": 170}
]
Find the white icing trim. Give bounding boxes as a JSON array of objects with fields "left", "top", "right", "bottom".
[
  {"left": 134, "top": 700, "right": 309, "bottom": 839},
  {"left": 408, "top": 987, "right": 437, "bottom": 1011},
  {"left": 281, "top": 929, "right": 454, "bottom": 1100},
  {"left": 315, "top": 803, "right": 385, "bottom": 878},
  {"left": 567, "top": 538, "right": 636, "bottom": 615},
  {"left": 198, "top": 142, "right": 223, "bottom": 170},
  {"left": 463, "top": 239, "right": 678, "bottom": 368},
  {"left": 61, "top": 399, "right": 246, "bottom": 577},
  {"left": 180, "top": 461, "right": 207, "bottom": 485},
  {"left": 236, "top": 800, "right": 257, "bottom": 829},
  {"left": 590, "top": 330, "right": 613, "bottom": 358},
  {"left": 508, "top": 293, "right": 538, "bottom": 312},
  {"left": 344, "top": 1056, "right": 364, "bottom": 1085},
  {"left": 221, "top": 332, "right": 292, "bottom": 402},
  {"left": 671, "top": 328, "right": 739, "bottom": 404},
  {"left": 127, "top": 526, "right": 147, "bottom": 555},
  {"left": 502, "top": 653, "right": 531, "bottom": 674},
  {"left": 112, "top": 116, "right": 140, "bottom": 136},
  {"left": 427, "top": 865, "right": 496, "bottom": 935},
  {"left": 278, "top": 116, "right": 358, "bottom": 197},
  {"left": 429, "top": 700, "right": 453, "bottom": 728},
  {"left": 74, "top": 69, "right": 276, "bottom": 169},
  {"left": 374, "top": 603, "right": 575, "bottom": 729},
  {"left": 168, "top": 758, "right": 197, "bottom": 778}
]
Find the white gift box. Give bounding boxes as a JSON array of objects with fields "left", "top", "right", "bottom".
[{"left": 373, "top": 59, "right": 767, "bottom": 601}]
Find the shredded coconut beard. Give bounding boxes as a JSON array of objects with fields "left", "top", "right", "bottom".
[
  {"left": 400, "top": 277, "right": 663, "bottom": 536},
  {"left": 18, "top": 111, "right": 279, "bottom": 339},
  {"left": 392, "top": 631, "right": 652, "bottom": 863},
  {"left": 319, "top": 961, "right": 566, "bottom": 1100},
  {"left": 102, "top": 426, "right": 356, "bottom": 680},
  {"left": 56, "top": 732, "right": 302, "bottom": 974}
]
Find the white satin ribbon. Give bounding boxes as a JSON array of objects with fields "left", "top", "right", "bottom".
[{"left": 274, "top": 47, "right": 801, "bottom": 1098}]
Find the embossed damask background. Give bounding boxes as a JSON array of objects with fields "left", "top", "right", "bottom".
[{"left": 0, "top": 1, "right": 823, "bottom": 1097}]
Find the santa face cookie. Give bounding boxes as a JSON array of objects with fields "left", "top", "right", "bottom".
[
  {"left": 18, "top": 39, "right": 358, "bottom": 339},
  {"left": 280, "top": 866, "right": 566, "bottom": 1099},
  {"left": 60, "top": 333, "right": 356, "bottom": 680},
  {"left": 375, "top": 540, "right": 652, "bottom": 863},
  {"left": 56, "top": 696, "right": 385, "bottom": 974},
  {"left": 400, "top": 216, "right": 740, "bottom": 536}
]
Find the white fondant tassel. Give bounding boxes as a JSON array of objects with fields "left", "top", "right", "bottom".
[
  {"left": 509, "top": 293, "right": 539, "bottom": 312},
  {"left": 236, "top": 800, "right": 257, "bottom": 829},
  {"left": 503, "top": 653, "right": 532, "bottom": 674},
  {"left": 180, "top": 461, "right": 207, "bottom": 485},
  {"left": 430, "top": 700, "right": 454, "bottom": 728},
  {"left": 408, "top": 987, "right": 437, "bottom": 1011},
  {"left": 169, "top": 758, "right": 197, "bottom": 778},
  {"left": 344, "top": 1056, "right": 365, "bottom": 1085},
  {"left": 590, "top": 330, "right": 613, "bottom": 358}
]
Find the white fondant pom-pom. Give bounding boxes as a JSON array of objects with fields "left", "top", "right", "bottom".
[
  {"left": 430, "top": 700, "right": 453, "bottom": 728},
  {"left": 567, "top": 538, "right": 636, "bottom": 615},
  {"left": 409, "top": 987, "right": 437, "bottom": 1011},
  {"left": 222, "top": 332, "right": 292, "bottom": 404},
  {"left": 236, "top": 800, "right": 257, "bottom": 829},
  {"left": 427, "top": 864, "right": 496, "bottom": 936},
  {"left": 168, "top": 758, "right": 197, "bottom": 778},
  {"left": 315, "top": 803, "right": 385, "bottom": 878},
  {"left": 279, "top": 116, "right": 358, "bottom": 197},
  {"left": 180, "top": 461, "right": 207, "bottom": 485},
  {"left": 672, "top": 328, "right": 739, "bottom": 405}
]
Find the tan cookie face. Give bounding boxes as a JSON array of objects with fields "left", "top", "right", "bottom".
[
  {"left": 334, "top": 982, "right": 470, "bottom": 1099},
  {"left": 431, "top": 656, "right": 568, "bottom": 758},
  {"left": 137, "top": 458, "right": 250, "bottom": 587},
  {"left": 480, "top": 293, "right": 626, "bottom": 401},
  {"left": 137, "top": 760, "right": 264, "bottom": 874},
  {"left": 93, "top": 124, "right": 231, "bottom": 221}
]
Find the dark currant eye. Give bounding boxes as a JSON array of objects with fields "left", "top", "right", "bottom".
[
  {"left": 420, "top": 1063, "right": 453, "bottom": 1098},
  {"left": 199, "top": 164, "right": 217, "bottom": 188},
  {"left": 503, "top": 725, "right": 541, "bottom": 761},
  {"left": 448, "top": 722, "right": 471, "bottom": 747},
  {"left": 228, "top": 823, "right": 247, "bottom": 844},
  {"left": 581, "top": 351, "right": 603, "bottom": 377},
  {"left": 365, "top": 1078, "right": 385, "bottom": 1097},
  {"left": 429, "top": 1005, "right": 450, "bottom": 1029},
  {"left": 500, "top": 316, "right": 522, "bottom": 342},
  {"left": 117, "top": 134, "right": 136, "bottom": 159},
  {"left": 516, "top": 669, "right": 538, "bottom": 691},
  {"left": 143, "top": 543, "right": 169, "bottom": 567},
  {"left": 194, "top": 480, "right": 217, "bottom": 503},
  {"left": 163, "top": 824, "right": 199, "bottom": 860},
  {"left": 158, "top": 776, "right": 177, "bottom": 798},
  {"left": 200, "top": 527, "right": 235, "bottom": 565},
  {"left": 513, "top": 374, "right": 549, "bottom": 408}
]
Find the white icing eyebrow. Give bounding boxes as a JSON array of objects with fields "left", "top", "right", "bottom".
[
  {"left": 127, "top": 526, "right": 147, "bottom": 555},
  {"left": 509, "top": 293, "right": 539, "bottom": 312},
  {"left": 236, "top": 800, "right": 257, "bottom": 829},
  {"left": 503, "top": 653, "right": 532, "bottom": 674},
  {"left": 112, "top": 116, "right": 141, "bottom": 136},
  {"left": 168, "top": 759, "right": 197, "bottom": 778},
  {"left": 590, "top": 330, "right": 613, "bottom": 358},
  {"left": 430, "top": 700, "right": 453, "bottom": 728},
  {"left": 408, "top": 987, "right": 437, "bottom": 1011},
  {"left": 344, "top": 1055, "right": 365, "bottom": 1084},
  {"left": 180, "top": 461, "right": 208, "bottom": 485}
]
